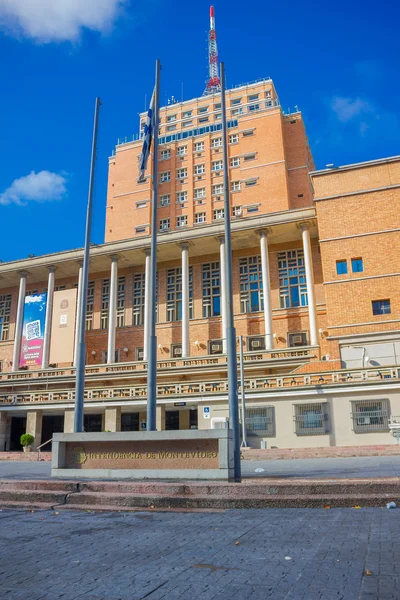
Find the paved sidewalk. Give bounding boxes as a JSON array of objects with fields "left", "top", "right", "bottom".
[
  {"left": 2, "top": 455, "right": 400, "bottom": 480},
  {"left": 0, "top": 507, "right": 399, "bottom": 599}
]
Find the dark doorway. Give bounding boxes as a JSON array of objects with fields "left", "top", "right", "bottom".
[
  {"left": 10, "top": 416, "right": 27, "bottom": 451},
  {"left": 84, "top": 414, "right": 102, "bottom": 432},
  {"left": 121, "top": 413, "right": 140, "bottom": 431},
  {"left": 190, "top": 409, "right": 198, "bottom": 430},
  {"left": 41, "top": 415, "right": 64, "bottom": 450},
  {"left": 166, "top": 410, "right": 179, "bottom": 431}
]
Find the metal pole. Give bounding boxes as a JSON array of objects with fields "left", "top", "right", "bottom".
[
  {"left": 42, "top": 266, "right": 55, "bottom": 369},
  {"left": 220, "top": 62, "right": 241, "bottom": 481},
  {"left": 74, "top": 97, "right": 101, "bottom": 433},
  {"left": 147, "top": 59, "right": 161, "bottom": 431},
  {"left": 239, "top": 335, "right": 247, "bottom": 447}
]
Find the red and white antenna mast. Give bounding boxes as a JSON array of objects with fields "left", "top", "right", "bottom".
[{"left": 203, "top": 6, "right": 221, "bottom": 95}]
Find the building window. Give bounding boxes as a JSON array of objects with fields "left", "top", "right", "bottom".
[
  {"left": 336, "top": 260, "right": 348, "bottom": 275},
  {"left": 160, "top": 149, "right": 170, "bottom": 160},
  {"left": 136, "top": 347, "right": 144, "bottom": 361},
  {"left": 85, "top": 281, "right": 95, "bottom": 331},
  {"left": 231, "top": 181, "right": 241, "bottom": 192},
  {"left": 352, "top": 258, "right": 364, "bottom": 273},
  {"left": 195, "top": 212, "right": 206, "bottom": 224},
  {"left": 182, "top": 110, "right": 192, "bottom": 118},
  {"left": 202, "top": 262, "right": 220, "bottom": 317},
  {"left": 214, "top": 103, "right": 221, "bottom": 110},
  {"left": 198, "top": 106, "right": 208, "bottom": 114},
  {"left": 183, "top": 120, "right": 192, "bottom": 127},
  {"left": 101, "top": 278, "right": 109, "bottom": 329},
  {"left": 239, "top": 256, "right": 263, "bottom": 313},
  {"left": 247, "top": 336, "right": 265, "bottom": 351},
  {"left": 54, "top": 285, "right": 66, "bottom": 291},
  {"left": 136, "top": 201, "right": 147, "bottom": 209},
  {"left": 243, "top": 129, "right": 254, "bottom": 137},
  {"left": 245, "top": 178, "right": 258, "bottom": 186},
  {"left": 177, "top": 145, "right": 187, "bottom": 156},
  {"left": 0, "top": 294, "right": 11, "bottom": 341},
  {"left": 245, "top": 407, "right": 275, "bottom": 437},
  {"left": 213, "top": 208, "right": 224, "bottom": 221},
  {"left": 194, "top": 188, "right": 206, "bottom": 199},
  {"left": 177, "top": 168, "right": 187, "bottom": 179},
  {"left": 288, "top": 332, "right": 308, "bottom": 347},
  {"left": 244, "top": 153, "right": 256, "bottom": 161},
  {"left": 167, "top": 115, "right": 177, "bottom": 122},
  {"left": 247, "top": 205, "right": 259, "bottom": 213},
  {"left": 166, "top": 125, "right": 176, "bottom": 132},
  {"left": 116, "top": 276, "right": 125, "bottom": 328},
  {"left": 102, "top": 349, "right": 120, "bottom": 364},
  {"left": 208, "top": 339, "right": 223, "bottom": 355},
  {"left": 248, "top": 103, "right": 260, "bottom": 112},
  {"left": 248, "top": 94, "right": 259, "bottom": 101},
  {"left": 212, "top": 160, "right": 223, "bottom": 171},
  {"left": 231, "top": 98, "right": 242, "bottom": 106},
  {"left": 160, "top": 194, "right": 170, "bottom": 206},
  {"left": 215, "top": 113, "right": 222, "bottom": 120},
  {"left": 133, "top": 273, "right": 145, "bottom": 326},
  {"left": 211, "top": 137, "right": 222, "bottom": 148},
  {"left": 176, "top": 191, "right": 188, "bottom": 203},
  {"left": 194, "top": 141, "right": 204, "bottom": 152},
  {"left": 171, "top": 344, "right": 182, "bottom": 358},
  {"left": 278, "top": 250, "right": 308, "bottom": 308},
  {"left": 160, "top": 171, "right": 170, "bottom": 183},
  {"left": 159, "top": 218, "right": 170, "bottom": 232},
  {"left": 213, "top": 184, "right": 224, "bottom": 195},
  {"left": 229, "top": 134, "right": 239, "bottom": 144},
  {"left": 294, "top": 403, "right": 328, "bottom": 436},
  {"left": 351, "top": 399, "right": 389, "bottom": 433},
  {"left": 231, "top": 108, "right": 243, "bottom": 116},
  {"left": 135, "top": 226, "right": 146, "bottom": 234},
  {"left": 232, "top": 205, "right": 242, "bottom": 217},
  {"left": 194, "top": 164, "right": 205, "bottom": 175},
  {"left": 176, "top": 215, "right": 188, "bottom": 228},
  {"left": 230, "top": 157, "right": 240, "bottom": 167},
  {"left": 166, "top": 267, "right": 193, "bottom": 321},
  {"left": 372, "top": 299, "right": 391, "bottom": 315},
  {"left": 199, "top": 117, "right": 209, "bottom": 123}
]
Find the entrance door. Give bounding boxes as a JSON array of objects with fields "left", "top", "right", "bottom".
[
  {"left": 84, "top": 414, "right": 102, "bottom": 432},
  {"left": 10, "top": 416, "right": 27, "bottom": 451},
  {"left": 166, "top": 410, "right": 180, "bottom": 430},
  {"left": 121, "top": 413, "right": 140, "bottom": 431},
  {"left": 41, "top": 415, "right": 64, "bottom": 450}
]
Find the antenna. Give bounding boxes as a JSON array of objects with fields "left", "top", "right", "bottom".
[{"left": 203, "top": 6, "right": 221, "bottom": 96}]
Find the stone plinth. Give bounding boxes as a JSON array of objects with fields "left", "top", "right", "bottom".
[{"left": 51, "top": 430, "right": 233, "bottom": 480}]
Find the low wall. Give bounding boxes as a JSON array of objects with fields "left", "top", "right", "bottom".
[
  {"left": 242, "top": 444, "right": 400, "bottom": 460},
  {"left": 52, "top": 430, "right": 234, "bottom": 480}
]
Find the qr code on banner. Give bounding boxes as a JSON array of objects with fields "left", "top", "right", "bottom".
[{"left": 26, "top": 320, "right": 41, "bottom": 341}]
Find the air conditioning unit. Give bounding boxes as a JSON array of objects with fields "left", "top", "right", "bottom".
[
  {"left": 292, "top": 334, "right": 304, "bottom": 345},
  {"left": 211, "top": 417, "right": 229, "bottom": 429},
  {"left": 211, "top": 344, "right": 221, "bottom": 352},
  {"left": 357, "top": 417, "right": 371, "bottom": 425},
  {"left": 252, "top": 340, "right": 261, "bottom": 349},
  {"left": 174, "top": 347, "right": 182, "bottom": 356}
]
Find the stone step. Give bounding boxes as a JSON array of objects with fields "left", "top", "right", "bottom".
[
  {"left": 0, "top": 489, "right": 68, "bottom": 505},
  {"left": 0, "top": 452, "right": 52, "bottom": 461},
  {"left": 0, "top": 501, "right": 57, "bottom": 510},
  {"left": 0, "top": 480, "right": 78, "bottom": 492}
]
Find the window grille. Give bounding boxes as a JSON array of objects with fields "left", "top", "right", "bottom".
[
  {"left": 351, "top": 399, "right": 390, "bottom": 433},
  {"left": 116, "top": 276, "right": 125, "bottom": 328},
  {"left": 167, "top": 267, "right": 193, "bottom": 322},
  {"left": 248, "top": 336, "right": 265, "bottom": 351},
  {"left": 208, "top": 339, "right": 223, "bottom": 355},
  {"left": 239, "top": 256, "right": 263, "bottom": 313},
  {"left": 288, "top": 332, "right": 308, "bottom": 347},
  {"left": 85, "top": 281, "right": 95, "bottom": 330},
  {"left": 0, "top": 294, "right": 11, "bottom": 341},
  {"left": 294, "top": 403, "right": 328, "bottom": 435},
  {"left": 278, "top": 250, "right": 308, "bottom": 308},
  {"left": 133, "top": 273, "right": 157, "bottom": 326},
  {"left": 245, "top": 407, "right": 275, "bottom": 437},
  {"left": 101, "top": 278, "right": 109, "bottom": 329},
  {"left": 202, "top": 262, "right": 221, "bottom": 317}
]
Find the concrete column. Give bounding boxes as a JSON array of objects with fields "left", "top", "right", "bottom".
[
  {"left": 179, "top": 410, "right": 190, "bottom": 430},
  {"left": 259, "top": 231, "right": 273, "bottom": 350},
  {"left": 107, "top": 255, "right": 118, "bottom": 364},
  {"left": 64, "top": 409, "right": 75, "bottom": 433},
  {"left": 42, "top": 266, "right": 55, "bottom": 369},
  {"left": 12, "top": 271, "right": 27, "bottom": 370},
  {"left": 301, "top": 224, "right": 318, "bottom": 346},
  {"left": 156, "top": 405, "right": 166, "bottom": 431},
  {"left": 181, "top": 243, "right": 190, "bottom": 358},
  {"left": 73, "top": 261, "right": 83, "bottom": 367},
  {"left": 143, "top": 249, "right": 151, "bottom": 361},
  {"left": 104, "top": 407, "right": 121, "bottom": 432},
  {"left": 219, "top": 236, "right": 227, "bottom": 353},
  {"left": 0, "top": 412, "right": 7, "bottom": 452},
  {"left": 26, "top": 411, "right": 43, "bottom": 451}
]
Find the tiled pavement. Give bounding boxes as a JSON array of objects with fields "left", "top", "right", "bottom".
[{"left": 0, "top": 507, "right": 399, "bottom": 599}]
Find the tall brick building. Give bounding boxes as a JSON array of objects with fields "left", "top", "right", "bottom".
[{"left": 0, "top": 78, "right": 399, "bottom": 452}]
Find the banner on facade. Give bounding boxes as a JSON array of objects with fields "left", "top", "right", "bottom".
[
  {"left": 20, "top": 293, "right": 47, "bottom": 367},
  {"left": 49, "top": 288, "right": 77, "bottom": 365}
]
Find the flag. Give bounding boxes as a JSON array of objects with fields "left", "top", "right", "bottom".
[{"left": 138, "top": 89, "right": 156, "bottom": 182}]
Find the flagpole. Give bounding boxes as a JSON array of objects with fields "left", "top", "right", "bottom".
[
  {"left": 147, "top": 59, "right": 161, "bottom": 431},
  {"left": 220, "top": 62, "right": 241, "bottom": 481},
  {"left": 74, "top": 97, "right": 101, "bottom": 433}
]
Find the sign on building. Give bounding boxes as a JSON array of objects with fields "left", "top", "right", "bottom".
[
  {"left": 203, "top": 406, "right": 210, "bottom": 419},
  {"left": 49, "top": 289, "right": 77, "bottom": 365},
  {"left": 20, "top": 293, "right": 47, "bottom": 367}
]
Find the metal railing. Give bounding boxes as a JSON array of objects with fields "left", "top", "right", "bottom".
[{"left": 37, "top": 438, "right": 53, "bottom": 460}]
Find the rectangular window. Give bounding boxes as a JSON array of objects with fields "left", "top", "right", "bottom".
[
  {"left": 294, "top": 403, "right": 328, "bottom": 436},
  {"left": 116, "top": 276, "right": 125, "bottom": 328},
  {"left": 247, "top": 336, "right": 266, "bottom": 351},
  {"left": 194, "top": 164, "right": 205, "bottom": 175},
  {"left": 243, "top": 129, "right": 254, "bottom": 137},
  {"left": 177, "top": 145, "right": 187, "bottom": 156},
  {"left": 214, "top": 103, "right": 221, "bottom": 110},
  {"left": 160, "top": 149, "right": 170, "bottom": 159},
  {"left": 352, "top": 258, "right": 364, "bottom": 273},
  {"left": 135, "top": 226, "right": 146, "bottom": 234},
  {"left": 231, "top": 181, "right": 241, "bottom": 192},
  {"left": 171, "top": 344, "right": 182, "bottom": 358},
  {"left": 211, "top": 138, "right": 222, "bottom": 148},
  {"left": 288, "top": 332, "right": 308, "bottom": 347},
  {"left": 167, "top": 115, "right": 177, "bottom": 122},
  {"left": 136, "top": 201, "right": 147, "bottom": 209},
  {"left": 245, "top": 179, "right": 258, "bottom": 187},
  {"left": 160, "top": 171, "right": 170, "bottom": 183},
  {"left": 212, "top": 160, "right": 223, "bottom": 171},
  {"left": 182, "top": 120, "right": 192, "bottom": 127},
  {"left": 195, "top": 212, "right": 206, "bottom": 224},
  {"left": 177, "top": 168, "right": 187, "bottom": 179},
  {"left": 160, "top": 194, "right": 170, "bottom": 206},
  {"left": 102, "top": 349, "right": 120, "bottom": 364},
  {"left": 372, "top": 299, "right": 391, "bottom": 315},
  {"left": 176, "top": 191, "right": 188, "bottom": 203},
  {"left": 336, "top": 260, "right": 348, "bottom": 275},
  {"left": 166, "top": 124, "right": 176, "bottom": 131},
  {"left": 278, "top": 250, "right": 308, "bottom": 308},
  {"left": 213, "top": 184, "right": 224, "bottom": 195},
  {"left": 194, "top": 188, "right": 206, "bottom": 199},
  {"left": 101, "top": 278, "right": 109, "bottom": 329},
  {"left": 239, "top": 256, "right": 263, "bottom": 313},
  {"left": 167, "top": 267, "right": 193, "bottom": 321},
  {"left": 248, "top": 104, "right": 260, "bottom": 112},
  {"left": 351, "top": 399, "right": 389, "bottom": 433},
  {"left": 231, "top": 98, "right": 241, "bottom": 106},
  {"left": 247, "top": 205, "right": 259, "bottom": 213},
  {"left": 176, "top": 215, "right": 188, "bottom": 228},
  {"left": 215, "top": 113, "right": 222, "bottom": 120},
  {"left": 85, "top": 281, "right": 95, "bottom": 331},
  {"left": 136, "top": 347, "right": 144, "bottom": 361},
  {"left": 0, "top": 294, "right": 11, "bottom": 341},
  {"left": 194, "top": 141, "right": 204, "bottom": 152},
  {"left": 202, "top": 262, "right": 220, "bottom": 317},
  {"left": 208, "top": 339, "right": 223, "bottom": 355},
  {"left": 159, "top": 218, "right": 170, "bottom": 231},
  {"left": 232, "top": 205, "right": 242, "bottom": 217},
  {"left": 230, "top": 157, "right": 240, "bottom": 167},
  {"left": 229, "top": 134, "right": 239, "bottom": 143},
  {"left": 245, "top": 407, "right": 275, "bottom": 437},
  {"left": 213, "top": 208, "right": 224, "bottom": 220},
  {"left": 132, "top": 273, "right": 145, "bottom": 326},
  {"left": 231, "top": 108, "right": 243, "bottom": 116},
  {"left": 244, "top": 153, "right": 256, "bottom": 161},
  {"left": 198, "top": 106, "right": 208, "bottom": 114},
  {"left": 248, "top": 94, "right": 259, "bottom": 101},
  {"left": 182, "top": 110, "right": 192, "bottom": 118},
  {"left": 198, "top": 117, "right": 209, "bottom": 123}
]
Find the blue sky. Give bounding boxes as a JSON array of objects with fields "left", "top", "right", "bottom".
[{"left": 0, "top": 0, "right": 398, "bottom": 263}]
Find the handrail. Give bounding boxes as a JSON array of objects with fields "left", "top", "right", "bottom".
[{"left": 37, "top": 438, "right": 53, "bottom": 461}]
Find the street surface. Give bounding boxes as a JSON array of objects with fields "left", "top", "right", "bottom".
[{"left": 0, "top": 507, "right": 398, "bottom": 599}]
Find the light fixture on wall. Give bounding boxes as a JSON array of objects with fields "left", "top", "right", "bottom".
[
  {"left": 157, "top": 343, "right": 165, "bottom": 353},
  {"left": 318, "top": 327, "right": 328, "bottom": 338},
  {"left": 273, "top": 333, "right": 278, "bottom": 340},
  {"left": 194, "top": 340, "right": 200, "bottom": 348},
  {"left": 91, "top": 350, "right": 96, "bottom": 356},
  {"left": 123, "top": 347, "right": 129, "bottom": 354}
]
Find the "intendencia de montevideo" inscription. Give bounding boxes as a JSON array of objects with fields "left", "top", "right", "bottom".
[{"left": 68, "top": 446, "right": 218, "bottom": 466}]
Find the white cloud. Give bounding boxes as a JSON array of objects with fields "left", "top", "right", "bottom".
[
  {"left": 331, "top": 96, "right": 373, "bottom": 123},
  {"left": 0, "top": 0, "right": 128, "bottom": 42},
  {"left": 0, "top": 171, "right": 67, "bottom": 205}
]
